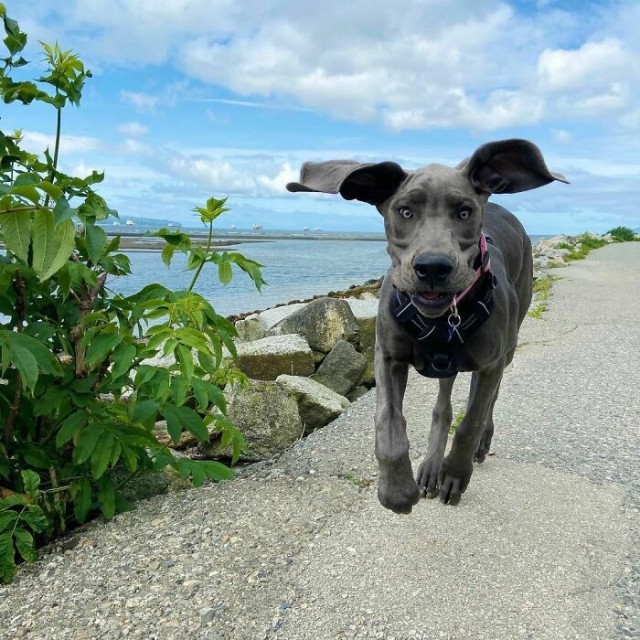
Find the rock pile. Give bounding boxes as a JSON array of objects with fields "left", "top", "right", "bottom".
[
  {"left": 532, "top": 232, "right": 616, "bottom": 278},
  {"left": 215, "top": 296, "right": 379, "bottom": 461}
]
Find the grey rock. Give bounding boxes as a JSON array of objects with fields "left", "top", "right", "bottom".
[
  {"left": 276, "top": 374, "right": 350, "bottom": 431},
  {"left": 235, "top": 303, "right": 306, "bottom": 342},
  {"left": 347, "top": 385, "right": 370, "bottom": 402},
  {"left": 201, "top": 380, "right": 302, "bottom": 461},
  {"left": 234, "top": 316, "right": 265, "bottom": 342},
  {"left": 267, "top": 297, "right": 359, "bottom": 353},
  {"left": 344, "top": 298, "right": 378, "bottom": 385},
  {"left": 312, "top": 339, "right": 367, "bottom": 397},
  {"left": 232, "top": 334, "right": 315, "bottom": 380}
]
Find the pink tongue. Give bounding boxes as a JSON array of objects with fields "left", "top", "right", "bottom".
[{"left": 424, "top": 292, "right": 441, "bottom": 300}]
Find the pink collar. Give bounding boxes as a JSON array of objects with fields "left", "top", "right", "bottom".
[{"left": 453, "top": 232, "right": 491, "bottom": 306}]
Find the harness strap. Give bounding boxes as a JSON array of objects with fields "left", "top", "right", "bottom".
[{"left": 453, "top": 232, "right": 492, "bottom": 306}]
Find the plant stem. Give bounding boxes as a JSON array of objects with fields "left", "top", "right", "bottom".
[
  {"left": 4, "top": 271, "right": 25, "bottom": 448},
  {"left": 43, "top": 101, "right": 62, "bottom": 209},
  {"left": 187, "top": 220, "right": 214, "bottom": 292},
  {"left": 52, "top": 105, "right": 62, "bottom": 176},
  {"left": 0, "top": 205, "right": 42, "bottom": 215}
]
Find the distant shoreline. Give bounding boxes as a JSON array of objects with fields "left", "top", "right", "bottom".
[{"left": 111, "top": 231, "right": 387, "bottom": 251}]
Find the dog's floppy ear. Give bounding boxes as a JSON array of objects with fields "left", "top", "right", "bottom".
[
  {"left": 459, "top": 139, "right": 569, "bottom": 194},
  {"left": 286, "top": 160, "right": 407, "bottom": 205}
]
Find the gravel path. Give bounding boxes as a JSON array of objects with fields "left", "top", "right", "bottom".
[{"left": 1, "top": 243, "right": 638, "bottom": 640}]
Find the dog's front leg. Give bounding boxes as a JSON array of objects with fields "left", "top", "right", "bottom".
[
  {"left": 416, "top": 375, "right": 456, "bottom": 498},
  {"left": 374, "top": 350, "right": 420, "bottom": 514},
  {"left": 438, "top": 363, "right": 504, "bottom": 505}
]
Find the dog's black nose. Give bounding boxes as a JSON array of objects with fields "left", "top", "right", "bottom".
[{"left": 413, "top": 253, "right": 454, "bottom": 285}]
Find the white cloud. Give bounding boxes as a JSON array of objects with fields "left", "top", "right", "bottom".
[
  {"left": 537, "top": 38, "right": 630, "bottom": 93},
  {"left": 120, "top": 91, "right": 159, "bottom": 110},
  {"left": 166, "top": 155, "right": 255, "bottom": 193},
  {"left": 21, "top": 131, "right": 102, "bottom": 154},
  {"left": 552, "top": 129, "right": 573, "bottom": 144},
  {"left": 117, "top": 122, "right": 149, "bottom": 137},
  {"left": 256, "top": 163, "right": 299, "bottom": 195},
  {"left": 17, "top": 1, "right": 640, "bottom": 132}
]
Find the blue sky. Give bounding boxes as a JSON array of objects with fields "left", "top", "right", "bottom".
[{"left": 4, "top": 0, "right": 640, "bottom": 234}]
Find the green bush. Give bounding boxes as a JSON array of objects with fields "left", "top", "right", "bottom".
[
  {"left": 0, "top": 6, "right": 264, "bottom": 582},
  {"left": 606, "top": 226, "right": 636, "bottom": 242}
]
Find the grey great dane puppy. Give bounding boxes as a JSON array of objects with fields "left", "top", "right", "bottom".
[{"left": 287, "top": 139, "right": 567, "bottom": 514}]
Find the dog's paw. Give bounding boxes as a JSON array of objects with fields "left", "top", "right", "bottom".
[
  {"left": 416, "top": 455, "right": 442, "bottom": 499},
  {"left": 437, "top": 455, "right": 474, "bottom": 505},
  {"left": 377, "top": 477, "right": 420, "bottom": 515}
]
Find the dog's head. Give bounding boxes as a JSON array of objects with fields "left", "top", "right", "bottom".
[{"left": 287, "top": 139, "right": 567, "bottom": 318}]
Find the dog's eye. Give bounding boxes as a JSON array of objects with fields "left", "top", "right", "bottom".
[
  {"left": 398, "top": 207, "right": 413, "bottom": 219},
  {"left": 458, "top": 207, "right": 472, "bottom": 220}
]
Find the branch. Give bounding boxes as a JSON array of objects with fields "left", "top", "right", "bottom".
[{"left": 4, "top": 271, "right": 26, "bottom": 447}]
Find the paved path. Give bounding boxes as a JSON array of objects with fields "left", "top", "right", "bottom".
[{"left": 1, "top": 243, "right": 638, "bottom": 640}]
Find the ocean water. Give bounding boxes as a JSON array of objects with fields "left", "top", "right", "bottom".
[
  {"left": 109, "top": 237, "right": 391, "bottom": 317},
  {"left": 108, "top": 233, "right": 546, "bottom": 318}
]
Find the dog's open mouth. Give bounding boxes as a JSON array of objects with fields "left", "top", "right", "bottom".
[{"left": 411, "top": 291, "right": 453, "bottom": 309}]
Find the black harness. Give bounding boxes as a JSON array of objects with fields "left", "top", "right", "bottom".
[{"left": 389, "top": 243, "right": 496, "bottom": 378}]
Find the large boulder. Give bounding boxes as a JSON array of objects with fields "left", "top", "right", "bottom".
[
  {"left": 267, "top": 297, "right": 359, "bottom": 353},
  {"left": 232, "top": 334, "right": 315, "bottom": 380},
  {"left": 276, "top": 374, "right": 350, "bottom": 431},
  {"left": 311, "top": 339, "right": 367, "bottom": 397},
  {"left": 235, "top": 303, "right": 306, "bottom": 342},
  {"left": 344, "top": 298, "right": 378, "bottom": 385},
  {"left": 201, "top": 380, "right": 302, "bottom": 461}
]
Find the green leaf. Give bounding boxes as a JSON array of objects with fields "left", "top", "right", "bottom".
[
  {"left": 190, "top": 462, "right": 205, "bottom": 488},
  {"left": 191, "top": 378, "right": 209, "bottom": 410},
  {"left": 13, "top": 529, "right": 37, "bottom": 562},
  {"left": 176, "top": 344, "right": 194, "bottom": 383},
  {"left": 131, "top": 399, "right": 159, "bottom": 426},
  {"left": 56, "top": 411, "right": 86, "bottom": 447},
  {"left": 0, "top": 210, "right": 31, "bottom": 261},
  {"left": 6, "top": 340, "right": 38, "bottom": 393},
  {"left": 162, "top": 405, "right": 183, "bottom": 443},
  {"left": 96, "top": 476, "right": 116, "bottom": 519},
  {"left": 85, "top": 331, "right": 121, "bottom": 368},
  {"left": 13, "top": 172, "right": 40, "bottom": 186},
  {"left": 2, "top": 331, "right": 62, "bottom": 383},
  {"left": 73, "top": 424, "right": 105, "bottom": 465},
  {"left": 134, "top": 365, "right": 157, "bottom": 387},
  {"left": 0, "top": 494, "right": 27, "bottom": 509},
  {"left": 22, "top": 443, "right": 51, "bottom": 469},
  {"left": 161, "top": 243, "right": 176, "bottom": 267},
  {"left": 31, "top": 210, "right": 76, "bottom": 281},
  {"left": 9, "top": 184, "right": 40, "bottom": 204},
  {"left": 0, "top": 531, "right": 16, "bottom": 583},
  {"left": 90, "top": 430, "right": 114, "bottom": 479},
  {"left": 73, "top": 479, "right": 93, "bottom": 524},
  {"left": 21, "top": 505, "right": 49, "bottom": 533},
  {"left": 179, "top": 406, "right": 209, "bottom": 441},
  {"left": 174, "top": 327, "right": 211, "bottom": 352},
  {"left": 0, "top": 510, "right": 18, "bottom": 534},
  {"left": 21, "top": 470, "right": 40, "bottom": 498},
  {"left": 37, "top": 180, "right": 63, "bottom": 201},
  {"left": 199, "top": 460, "right": 235, "bottom": 481},
  {"left": 218, "top": 259, "right": 232, "bottom": 285},
  {"left": 170, "top": 374, "right": 188, "bottom": 407},
  {"left": 110, "top": 343, "right": 136, "bottom": 380},
  {"left": 52, "top": 197, "right": 74, "bottom": 224},
  {"left": 192, "top": 378, "right": 226, "bottom": 413},
  {"left": 85, "top": 224, "right": 107, "bottom": 264}
]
